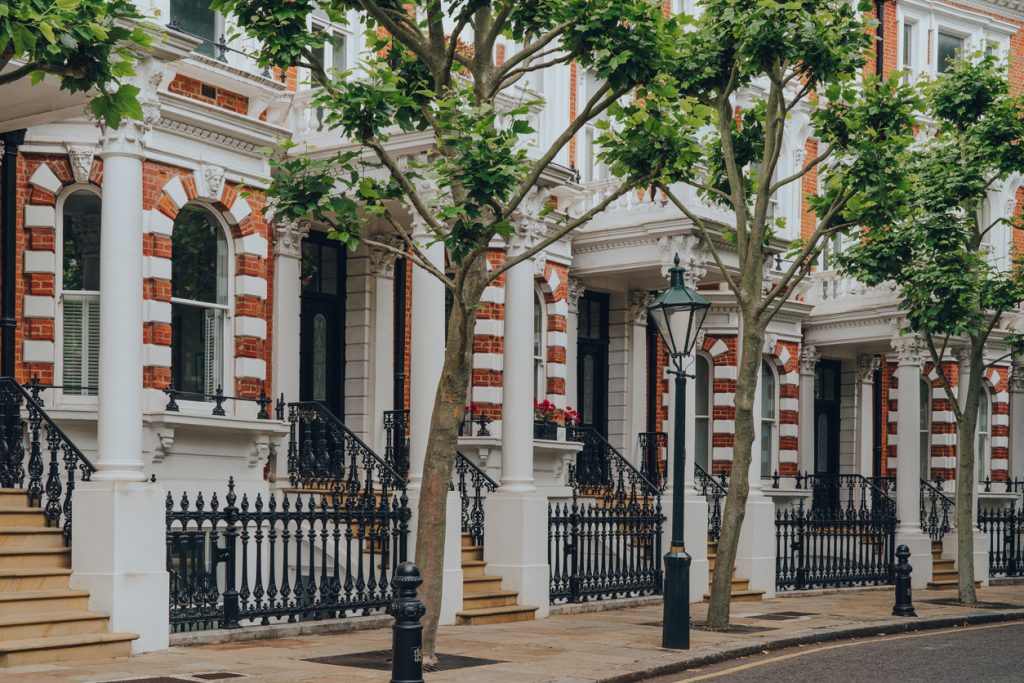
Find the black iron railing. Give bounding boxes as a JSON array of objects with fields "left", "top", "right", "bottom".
[
  {"left": 451, "top": 452, "right": 497, "bottom": 547},
  {"left": 383, "top": 409, "right": 409, "bottom": 477},
  {"left": 775, "top": 498, "right": 897, "bottom": 591},
  {"left": 568, "top": 425, "right": 661, "bottom": 494},
  {"left": 164, "top": 383, "right": 279, "bottom": 420},
  {"left": 166, "top": 476, "right": 410, "bottom": 632},
  {"left": 548, "top": 463, "right": 663, "bottom": 604},
  {"left": 637, "top": 432, "right": 667, "bottom": 491},
  {"left": 458, "top": 412, "right": 492, "bottom": 438},
  {"left": 695, "top": 462, "right": 728, "bottom": 542},
  {"left": 978, "top": 504, "right": 1024, "bottom": 577},
  {"left": 0, "top": 378, "right": 95, "bottom": 544},
  {"left": 288, "top": 402, "right": 407, "bottom": 494},
  {"left": 920, "top": 477, "right": 953, "bottom": 541}
]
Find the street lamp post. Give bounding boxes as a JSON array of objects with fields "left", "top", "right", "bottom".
[{"left": 648, "top": 254, "right": 711, "bottom": 650}]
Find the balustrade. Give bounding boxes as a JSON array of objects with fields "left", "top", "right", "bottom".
[
  {"left": 451, "top": 452, "right": 497, "bottom": 547},
  {"left": 695, "top": 463, "right": 728, "bottom": 542},
  {"left": 920, "top": 477, "right": 954, "bottom": 542}
]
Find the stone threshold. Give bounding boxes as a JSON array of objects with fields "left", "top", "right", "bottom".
[{"left": 169, "top": 613, "right": 391, "bottom": 647}]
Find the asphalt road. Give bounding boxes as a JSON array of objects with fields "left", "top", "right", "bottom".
[{"left": 646, "top": 621, "right": 1024, "bottom": 682}]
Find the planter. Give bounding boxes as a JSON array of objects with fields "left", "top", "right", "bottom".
[{"left": 533, "top": 421, "right": 558, "bottom": 440}]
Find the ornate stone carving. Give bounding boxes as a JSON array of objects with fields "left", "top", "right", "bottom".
[
  {"left": 369, "top": 239, "right": 403, "bottom": 278},
  {"left": 857, "top": 354, "right": 881, "bottom": 383},
  {"left": 509, "top": 188, "right": 550, "bottom": 256},
  {"left": 199, "top": 163, "right": 226, "bottom": 200},
  {"left": 1010, "top": 365, "right": 1024, "bottom": 393},
  {"left": 66, "top": 145, "right": 96, "bottom": 184},
  {"left": 250, "top": 440, "right": 271, "bottom": 468},
  {"left": 629, "top": 290, "right": 653, "bottom": 325},
  {"left": 763, "top": 333, "right": 778, "bottom": 356},
  {"left": 98, "top": 58, "right": 165, "bottom": 157},
  {"left": 567, "top": 277, "right": 586, "bottom": 314},
  {"left": 891, "top": 334, "right": 926, "bottom": 366},
  {"left": 694, "top": 329, "right": 707, "bottom": 354},
  {"left": 273, "top": 219, "right": 310, "bottom": 258},
  {"left": 799, "top": 344, "right": 820, "bottom": 374},
  {"left": 658, "top": 234, "right": 707, "bottom": 287}
]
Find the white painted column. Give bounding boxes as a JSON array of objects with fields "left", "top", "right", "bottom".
[
  {"left": 486, "top": 233, "right": 548, "bottom": 617},
  {"left": 891, "top": 334, "right": 932, "bottom": 587},
  {"left": 408, "top": 224, "right": 445, "bottom": 489},
  {"left": 797, "top": 345, "right": 819, "bottom": 476},
  {"left": 271, "top": 220, "right": 308, "bottom": 481},
  {"left": 857, "top": 355, "right": 879, "bottom": 478},
  {"left": 73, "top": 63, "right": 169, "bottom": 653},
  {"left": 1011, "top": 361, "right": 1024, "bottom": 482}
]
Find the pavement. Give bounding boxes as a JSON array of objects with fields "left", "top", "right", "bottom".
[{"left": 3, "top": 585, "right": 1024, "bottom": 683}]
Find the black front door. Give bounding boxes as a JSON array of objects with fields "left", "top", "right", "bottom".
[
  {"left": 299, "top": 232, "right": 346, "bottom": 418},
  {"left": 813, "top": 359, "right": 842, "bottom": 509},
  {"left": 577, "top": 292, "right": 609, "bottom": 436}
]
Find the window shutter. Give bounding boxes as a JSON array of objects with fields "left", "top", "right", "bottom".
[
  {"left": 85, "top": 298, "right": 99, "bottom": 395},
  {"left": 203, "top": 309, "right": 220, "bottom": 396},
  {"left": 63, "top": 298, "right": 84, "bottom": 394},
  {"left": 62, "top": 295, "right": 100, "bottom": 395}
]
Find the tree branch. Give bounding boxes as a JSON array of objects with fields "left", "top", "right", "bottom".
[
  {"left": 491, "top": 22, "right": 572, "bottom": 86},
  {"left": 356, "top": 0, "right": 433, "bottom": 69},
  {"left": 770, "top": 142, "right": 835, "bottom": 195},
  {"left": 679, "top": 177, "right": 733, "bottom": 206},
  {"left": 659, "top": 183, "right": 742, "bottom": 296},
  {"left": 363, "top": 137, "right": 445, "bottom": 234},
  {"left": 923, "top": 331, "right": 962, "bottom": 422}
]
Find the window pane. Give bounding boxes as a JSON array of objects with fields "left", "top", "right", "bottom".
[
  {"left": 761, "top": 360, "right": 775, "bottom": 419},
  {"left": 301, "top": 242, "right": 319, "bottom": 291},
  {"left": 695, "top": 355, "right": 710, "bottom": 416},
  {"left": 902, "top": 24, "right": 913, "bottom": 67},
  {"left": 320, "top": 244, "right": 338, "bottom": 295},
  {"left": 170, "top": 0, "right": 217, "bottom": 57},
  {"left": 331, "top": 32, "right": 346, "bottom": 71},
  {"left": 171, "top": 304, "right": 224, "bottom": 396},
  {"left": 534, "top": 294, "right": 543, "bottom": 356},
  {"left": 937, "top": 32, "right": 963, "bottom": 73},
  {"left": 761, "top": 422, "right": 773, "bottom": 477},
  {"left": 172, "top": 205, "right": 226, "bottom": 305},
  {"left": 62, "top": 294, "right": 99, "bottom": 396},
  {"left": 695, "top": 417, "right": 709, "bottom": 470},
  {"left": 63, "top": 191, "right": 102, "bottom": 291}
]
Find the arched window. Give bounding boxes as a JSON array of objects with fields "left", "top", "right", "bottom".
[
  {"left": 760, "top": 359, "right": 778, "bottom": 477},
  {"left": 977, "top": 387, "right": 991, "bottom": 483},
  {"left": 61, "top": 190, "right": 101, "bottom": 396},
  {"left": 920, "top": 377, "right": 932, "bottom": 481},
  {"left": 694, "top": 353, "right": 712, "bottom": 471},
  {"left": 534, "top": 290, "right": 545, "bottom": 401},
  {"left": 171, "top": 204, "right": 229, "bottom": 399}
]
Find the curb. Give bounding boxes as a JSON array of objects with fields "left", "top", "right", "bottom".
[{"left": 600, "top": 609, "right": 1024, "bottom": 682}]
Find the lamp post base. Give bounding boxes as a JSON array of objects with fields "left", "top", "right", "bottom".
[{"left": 662, "top": 549, "right": 692, "bottom": 649}]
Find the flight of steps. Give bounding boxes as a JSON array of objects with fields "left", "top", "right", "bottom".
[
  {"left": 927, "top": 540, "right": 981, "bottom": 590},
  {"left": 457, "top": 533, "right": 538, "bottom": 625},
  {"left": 0, "top": 489, "right": 137, "bottom": 667},
  {"left": 703, "top": 537, "right": 765, "bottom": 602}
]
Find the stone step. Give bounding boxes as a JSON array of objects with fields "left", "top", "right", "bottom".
[
  {"left": 462, "top": 590, "right": 520, "bottom": 611},
  {"left": 461, "top": 560, "right": 488, "bottom": 578},
  {"left": 932, "top": 570, "right": 959, "bottom": 582},
  {"left": 0, "top": 632, "right": 137, "bottom": 667},
  {"left": 926, "top": 579, "right": 982, "bottom": 589},
  {"left": 0, "top": 611, "right": 108, "bottom": 641},
  {"left": 461, "top": 533, "right": 474, "bottom": 548},
  {"left": 703, "top": 589, "right": 765, "bottom": 603},
  {"left": 0, "top": 547, "right": 70, "bottom": 569},
  {"left": 0, "top": 589, "right": 91, "bottom": 617},
  {"left": 0, "top": 527, "right": 66, "bottom": 549},
  {"left": 0, "top": 507, "right": 47, "bottom": 528},
  {"left": 462, "top": 575, "right": 504, "bottom": 594},
  {"left": 0, "top": 568, "right": 72, "bottom": 592},
  {"left": 0, "top": 491, "right": 29, "bottom": 506},
  {"left": 933, "top": 560, "right": 955, "bottom": 571},
  {"left": 456, "top": 605, "right": 538, "bottom": 626},
  {"left": 461, "top": 546, "right": 483, "bottom": 562}
]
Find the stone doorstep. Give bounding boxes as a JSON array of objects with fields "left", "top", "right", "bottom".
[{"left": 596, "top": 609, "right": 1024, "bottom": 683}]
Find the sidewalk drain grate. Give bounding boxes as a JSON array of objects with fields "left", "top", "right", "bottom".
[
  {"left": 306, "top": 650, "right": 506, "bottom": 672},
  {"left": 923, "top": 599, "right": 1023, "bottom": 610},
  {"left": 746, "top": 611, "right": 816, "bottom": 621}
]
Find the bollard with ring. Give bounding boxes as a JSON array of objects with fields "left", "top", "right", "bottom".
[
  {"left": 892, "top": 544, "right": 916, "bottom": 617},
  {"left": 390, "top": 561, "right": 427, "bottom": 683}
]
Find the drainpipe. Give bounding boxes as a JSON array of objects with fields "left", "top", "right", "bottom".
[
  {"left": 0, "top": 130, "right": 27, "bottom": 378},
  {"left": 876, "top": 0, "right": 886, "bottom": 77}
]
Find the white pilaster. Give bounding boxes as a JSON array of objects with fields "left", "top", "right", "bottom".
[
  {"left": 892, "top": 334, "right": 932, "bottom": 587},
  {"left": 408, "top": 223, "right": 445, "bottom": 489},
  {"left": 565, "top": 278, "right": 584, "bottom": 407},
  {"left": 369, "top": 245, "right": 398, "bottom": 453},
  {"left": 628, "top": 291, "right": 651, "bottom": 460},
  {"left": 798, "top": 345, "right": 819, "bottom": 475},
  {"left": 857, "top": 355, "right": 880, "bottom": 478},
  {"left": 1011, "top": 362, "right": 1024, "bottom": 482}
]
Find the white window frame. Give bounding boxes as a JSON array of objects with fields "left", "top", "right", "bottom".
[
  {"left": 897, "top": 2, "right": 1012, "bottom": 82},
  {"left": 163, "top": 0, "right": 226, "bottom": 58},
  {"left": 310, "top": 18, "right": 352, "bottom": 75},
  {"left": 55, "top": 185, "right": 103, "bottom": 406},
  {"left": 920, "top": 376, "right": 932, "bottom": 481},
  {"left": 976, "top": 385, "right": 992, "bottom": 484},
  {"left": 760, "top": 357, "right": 780, "bottom": 479},
  {"left": 694, "top": 352, "right": 713, "bottom": 471},
  {"left": 169, "top": 202, "right": 234, "bottom": 413},
  {"left": 533, "top": 287, "right": 546, "bottom": 402}
]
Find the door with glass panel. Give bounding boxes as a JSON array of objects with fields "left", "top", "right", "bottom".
[
  {"left": 299, "top": 232, "right": 346, "bottom": 419},
  {"left": 813, "top": 359, "right": 842, "bottom": 510},
  {"left": 576, "top": 292, "right": 609, "bottom": 437}
]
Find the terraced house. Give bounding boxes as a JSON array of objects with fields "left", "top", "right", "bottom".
[{"left": 0, "top": 0, "right": 1023, "bottom": 667}]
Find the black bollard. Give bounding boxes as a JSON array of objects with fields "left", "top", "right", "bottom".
[
  {"left": 892, "top": 544, "right": 916, "bottom": 617},
  {"left": 389, "top": 561, "right": 426, "bottom": 683}
]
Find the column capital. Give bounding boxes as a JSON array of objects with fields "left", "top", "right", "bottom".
[
  {"left": 952, "top": 346, "right": 971, "bottom": 366},
  {"left": 273, "top": 220, "right": 310, "bottom": 258},
  {"left": 98, "top": 58, "right": 165, "bottom": 159},
  {"left": 1010, "top": 365, "right": 1024, "bottom": 393},
  {"left": 857, "top": 354, "right": 881, "bottom": 383},
  {"left": 567, "top": 277, "right": 585, "bottom": 314},
  {"left": 798, "top": 344, "right": 820, "bottom": 375},
  {"left": 629, "top": 289, "right": 653, "bottom": 325},
  {"left": 890, "top": 333, "right": 926, "bottom": 367},
  {"left": 369, "top": 239, "right": 403, "bottom": 278}
]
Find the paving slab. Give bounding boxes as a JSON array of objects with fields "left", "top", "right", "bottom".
[{"left": 1, "top": 585, "right": 1022, "bottom": 682}]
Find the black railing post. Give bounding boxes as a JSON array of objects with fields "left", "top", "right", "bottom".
[
  {"left": 794, "top": 502, "right": 806, "bottom": 590},
  {"left": 389, "top": 561, "right": 426, "bottom": 683},
  {"left": 892, "top": 545, "right": 916, "bottom": 617},
  {"left": 221, "top": 477, "right": 240, "bottom": 629}
]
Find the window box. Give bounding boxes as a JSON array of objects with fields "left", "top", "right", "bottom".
[{"left": 534, "top": 421, "right": 558, "bottom": 441}]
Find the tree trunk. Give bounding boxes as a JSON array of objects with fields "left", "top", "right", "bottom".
[
  {"left": 414, "top": 258, "right": 487, "bottom": 662},
  {"left": 954, "top": 341, "right": 983, "bottom": 605},
  {"left": 706, "top": 302, "right": 764, "bottom": 629}
]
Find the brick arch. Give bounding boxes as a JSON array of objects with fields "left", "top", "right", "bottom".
[
  {"left": 765, "top": 339, "right": 800, "bottom": 475},
  {"left": 535, "top": 260, "right": 568, "bottom": 409},
  {"left": 984, "top": 366, "right": 1011, "bottom": 482},
  {"left": 143, "top": 168, "right": 269, "bottom": 398}
]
